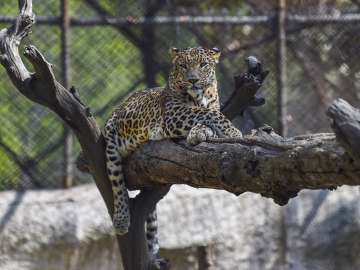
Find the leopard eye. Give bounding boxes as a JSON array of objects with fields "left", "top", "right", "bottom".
[{"left": 200, "top": 62, "right": 208, "bottom": 68}]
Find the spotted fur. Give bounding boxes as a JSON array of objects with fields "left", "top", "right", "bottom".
[{"left": 104, "top": 47, "right": 242, "bottom": 256}]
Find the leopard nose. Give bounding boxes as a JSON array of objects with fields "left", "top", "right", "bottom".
[{"left": 188, "top": 78, "right": 199, "bottom": 84}]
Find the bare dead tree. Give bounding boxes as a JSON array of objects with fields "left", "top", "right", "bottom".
[{"left": 2, "top": 1, "right": 360, "bottom": 270}]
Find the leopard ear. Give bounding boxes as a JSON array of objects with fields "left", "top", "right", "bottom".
[
  {"left": 210, "top": 47, "right": 221, "bottom": 63},
  {"left": 170, "top": 47, "right": 180, "bottom": 60}
]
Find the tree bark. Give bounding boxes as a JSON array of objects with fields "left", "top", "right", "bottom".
[
  {"left": 327, "top": 98, "right": 360, "bottom": 162},
  {"left": 124, "top": 129, "right": 359, "bottom": 206}
]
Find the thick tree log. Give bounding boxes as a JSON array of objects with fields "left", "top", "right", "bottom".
[{"left": 125, "top": 129, "right": 359, "bottom": 206}]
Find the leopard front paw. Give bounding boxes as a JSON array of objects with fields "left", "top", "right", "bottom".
[
  {"left": 113, "top": 214, "right": 130, "bottom": 235},
  {"left": 186, "top": 132, "right": 207, "bottom": 145},
  {"left": 187, "top": 124, "right": 215, "bottom": 146}
]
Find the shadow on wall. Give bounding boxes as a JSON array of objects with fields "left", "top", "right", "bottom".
[
  {"left": 15, "top": 235, "right": 197, "bottom": 270},
  {"left": 0, "top": 191, "right": 25, "bottom": 233},
  {"left": 35, "top": 235, "right": 121, "bottom": 270},
  {"left": 304, "top": 206, "right": 360, "bottom": 270}
]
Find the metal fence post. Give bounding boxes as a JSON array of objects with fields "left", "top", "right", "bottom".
[
  {"left": 276, "top": 0, "right": 287, "bottom": 137},
  {"left": 61, "top": 0, "right": 73, "bottom": 188},
  {"left": 276, "top": 1, "right": 289, "bottom": 270}
]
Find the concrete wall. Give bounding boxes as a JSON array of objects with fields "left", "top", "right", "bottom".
[{"left": 1, "top": 184, "right": 360, "bottom": 270}]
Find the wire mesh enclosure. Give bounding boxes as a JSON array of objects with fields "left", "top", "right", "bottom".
[{"left": 0, "top": 0, "right": 359, "bottom": 190}]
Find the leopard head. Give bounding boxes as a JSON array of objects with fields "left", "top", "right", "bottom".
[{"left": 168, "top": 47, "right": 220, "bottom": 105}]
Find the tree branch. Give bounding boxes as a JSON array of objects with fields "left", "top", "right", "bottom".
[
  {"left": 221, "top": 56, "right": 268, "bottom": 119},
  {"left": 84, "top": 0, "right": 142, "bottom": 48},
  {"left": 327, "top": 98, "right": 360, "bottom": 162},
  {"left": 124, "top": 129, "right": 358, "bottom": 206}
]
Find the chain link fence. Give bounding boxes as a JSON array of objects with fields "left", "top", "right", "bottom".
[{"left": 0, "top": 0, "right": 359, "bottom": 190}]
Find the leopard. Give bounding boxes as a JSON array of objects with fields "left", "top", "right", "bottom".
[{"left": 104, "top": 47, "right": 242, "bottom": 256}]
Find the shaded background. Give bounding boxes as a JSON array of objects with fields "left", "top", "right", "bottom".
[{"left": 0, "top": 1, "right": 359, "bottom": 190}]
